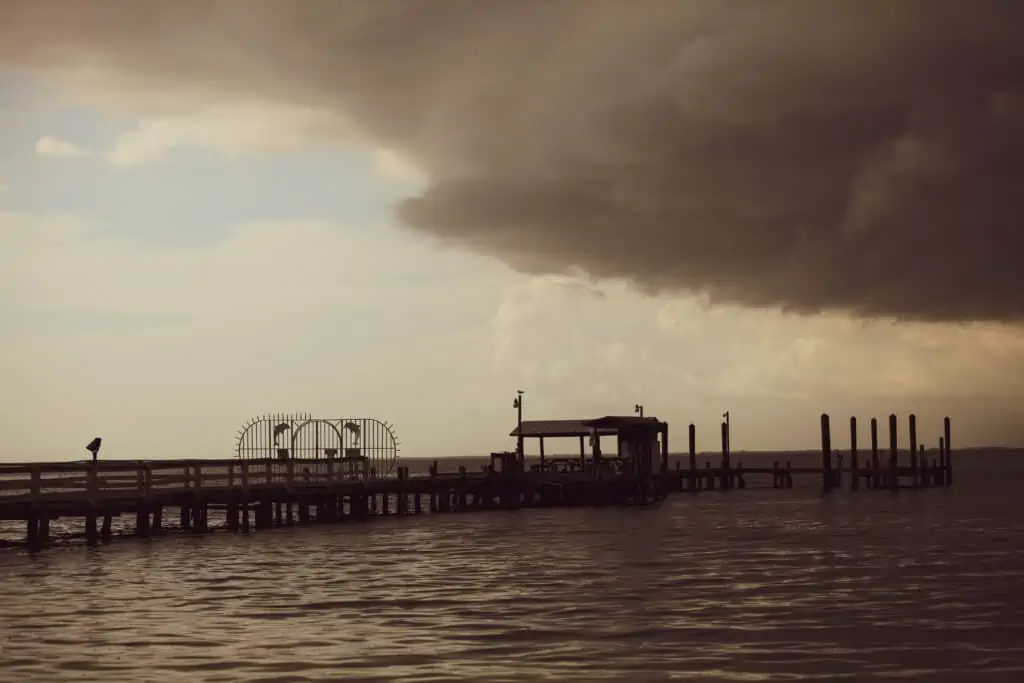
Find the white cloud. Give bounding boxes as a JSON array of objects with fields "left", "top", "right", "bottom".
[
  {"left": 373, "top": 147, "right": 427, "bottom": 185},
  {"left": 106, "top": 100, "right": 354, "bottom": 167},
  {"left": 35, "top": 135, "right": 89, "bottom": 158},
  {"left": 0, "top": 212, "right": 498, "bottom": 322},
  {"left": 30, "top": 101, "right": 420, "bottom": 177}
]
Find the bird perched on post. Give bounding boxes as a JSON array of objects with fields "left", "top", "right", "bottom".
[{"left": 85, "top": 437, "right": 102, "bottom": 463}]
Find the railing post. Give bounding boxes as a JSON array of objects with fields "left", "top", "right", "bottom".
[
  {"left": 30, "top": 466, "right": 41, "bottom": 505},
  {"left": 326, "top": 457, "right": 335, "bottom": 484},
  {"left": 241, "top": 461, "right": 250, "bottom": 493},
  {"left": 228, "top": 463, "right": 235, "bottom": 488},
  {"left": 183, "top": 463, "right": 191, "bottom": 489},
  {"left": 144, "top": 463, "right": 153, "bottom": 499},
  {"left": 194, "top": 463, "right": 203, "bottom": 493},
  {"left": 136, "top": 462, "right": 146, "bottom": 496},
  {"left": 87, "top": 464, "right": 99, "bottom": 505},
  {"left": 265, "top": 460, "right": 273, "bottom": 487},
  {"left": 286, "top": 458, "right": 295, "bottom": 490}
]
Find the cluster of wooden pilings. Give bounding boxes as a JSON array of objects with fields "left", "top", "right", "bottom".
[{"left": 819, "top": 414, "right": 953, "bottom": 494}]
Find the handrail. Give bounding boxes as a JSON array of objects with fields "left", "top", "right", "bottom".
[{"left": 0, "top": 458, "right": 484, "bottom": 504}]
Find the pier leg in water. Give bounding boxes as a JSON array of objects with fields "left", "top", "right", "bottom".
[
  {"left": 938, "top": 437, "right": 946, "bottom": 487},
  {"left": 26, "top": 516, "right": 38, "bottom": 549},
  {"left": 909, "top": 414, "right": 919, "bottom": 489},
  {"left": 870, "top": 418, "right": 879, "bottom": 489},
  {"left": 688, "top": 423, "right": 697, "bottom": 494},
  {"left": 850, "top": 417, "right": 859, "bottom": 492},
  {"left": 85, "top": 513, "right": 98, "bottom": 545},
  {"left": 820, "top": 413, "right": 832, "bottom": 495},
  {"left": 136, "top": 507, "right": 150, "bottom": 537},
  {"left": 101, "top": 514, "right": 113, "bottom": 540},
  {"left": 888, "top": 414, "right": 899, "bottom": 492},
  {"left": 919, "top": 445, "right": 928, "bottom": 487},
  {"left": 944, "top": 416, "right": 953, "bottom": 487}
]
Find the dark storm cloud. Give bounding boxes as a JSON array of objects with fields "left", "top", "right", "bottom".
[{"left": 3, "top": 0, "right": 1023, "bottom": 321}]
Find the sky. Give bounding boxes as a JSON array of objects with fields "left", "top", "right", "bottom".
[{"left": 1, "top": 1, "right": 1023, "bottom": 461}]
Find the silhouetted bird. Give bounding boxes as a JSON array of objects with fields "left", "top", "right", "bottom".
[{"left": 85, "top": 437, "right": 102, "bottom": 463}]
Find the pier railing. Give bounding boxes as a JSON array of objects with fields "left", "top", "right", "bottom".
[{"left": 0, "top": 459, "right": 446, "bottom": 504}]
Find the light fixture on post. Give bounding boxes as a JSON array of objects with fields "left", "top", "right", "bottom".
[
  {"left": 723, "top": 410, "right": 730, "bottom": 452},
  {"left": 513, "top": 390, "right": 525, "bottom": 462},
  {"left": 634, "top": 404, "right": 644, "bottom": 418}
]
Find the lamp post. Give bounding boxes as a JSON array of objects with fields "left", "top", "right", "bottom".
[
  {"left": 634, "top": 404, "right": 644, "bottom": 418},
  {"left": 513, "top": 390, "right": 524, "bottom": 462},
  {"left": 723, "top": 410, "right": 730, "bottom": 452}
]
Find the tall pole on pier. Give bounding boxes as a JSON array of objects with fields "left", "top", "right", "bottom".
[
  {"left": 513, "top": 390, "right": 524, "bottom": 464},
  {"left": 723, "top": 410, "right": 730, "bottom": 453}
]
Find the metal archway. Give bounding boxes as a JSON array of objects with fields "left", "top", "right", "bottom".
[{"left": 234, "top": 413, "right": 400, "bottom": 476}]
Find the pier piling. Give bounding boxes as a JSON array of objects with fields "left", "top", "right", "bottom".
[
  {"left": 909, "top": 414, "right": 919, "bottom": 489},
  {"left": 688, "top": 424, "right": 697, "bottom": 494},
  {"left": 820, "top": 413, "right": 832, "bottom": 495},
  {"left": 870, "top": 418, "right": 880, "bottom": 489},
  {"left": 888, "top": 414, "right": 898, "bottom": 492},
  {"left": 850, "top": 417, "right": 859, "bottom": 492},
  {"left": 944, "top": 416, "right": 953, "bottom": 486}
]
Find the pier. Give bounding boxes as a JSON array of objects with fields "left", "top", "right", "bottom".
[{"left": 0, "top": 411, "right": 953, "bottom": 550}]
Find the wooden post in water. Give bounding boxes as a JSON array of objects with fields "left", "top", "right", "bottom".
[
  {"left": 820, "top": 413, "right": 832, "bottom": 495},
  {"left": 944, "top": 416, "right": 953, "bottom": 487},
  {"left": 938, "top": 436, "right": 946, "bottom": 486},
  {"left": 850, "top": 416, "right": 859, "bottom": 492},
  {"left": 688, "top": 423, "right": 697, "bottom": 494},
  {"left": 870, "top": 418, "right": 879, "bottom": 489},
  {"left": 888, "top": 414, "right": 899, "bottom": 491},
  {"left": 919, "top": 445, "right": 928, "bottom": 487},
  {"left": 720, "top": 421, "right": 731, "bottom": 490},
  {"left": 908, "top": 414, "right": 918, "bottom": 489}
]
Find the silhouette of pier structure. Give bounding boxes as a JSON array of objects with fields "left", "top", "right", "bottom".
[{"left": 0, "top": 409, "right": 954, "bottom": 551}]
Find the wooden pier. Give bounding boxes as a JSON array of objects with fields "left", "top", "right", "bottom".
[{"left": 0, "top": 413, "right": 953, "bottom": 551}]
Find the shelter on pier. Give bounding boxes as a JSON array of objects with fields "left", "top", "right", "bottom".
[{"left": 509, "top": 415, "right": 668, "bottom": 475}]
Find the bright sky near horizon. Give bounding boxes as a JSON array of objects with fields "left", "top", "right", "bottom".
[{"left": 2, "top": 2, "right": 1023, "bottom": 461}]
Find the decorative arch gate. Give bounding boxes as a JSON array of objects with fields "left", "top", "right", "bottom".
[{"left": 234, "top": 412, "right": 401, "bottom": 477}]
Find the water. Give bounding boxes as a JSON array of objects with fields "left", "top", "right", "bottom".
[{"left": 1, "top": 451, "right": 1023, "bottom": 681}]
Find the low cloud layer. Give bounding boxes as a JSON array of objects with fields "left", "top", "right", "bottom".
[{"left": 3, "top": 0, "right": 1024, "bottom": 322}]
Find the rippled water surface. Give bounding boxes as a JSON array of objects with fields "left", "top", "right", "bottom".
[{"left": 2, "top": 453, "right": 1023, "bottom": 682}]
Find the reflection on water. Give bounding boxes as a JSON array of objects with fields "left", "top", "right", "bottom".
[{"left": 1, "top": 454, "right": 1023, "bottom": 681}]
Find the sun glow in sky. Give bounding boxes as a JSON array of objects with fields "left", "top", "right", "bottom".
[{"left": 2, "top": 2, "right": 1023, "bottom": 460}]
